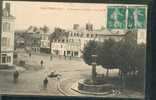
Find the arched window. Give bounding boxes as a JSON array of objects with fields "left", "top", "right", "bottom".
[{"left": 3, "top": 22, "right": 10, "bottom": 32}]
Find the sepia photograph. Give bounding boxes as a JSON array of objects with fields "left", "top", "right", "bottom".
[{"left": 0, "top": 1, "right": 147, "bottom": 98}]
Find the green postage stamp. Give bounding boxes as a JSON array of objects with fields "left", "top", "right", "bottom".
[
  {"left": 107, "top": 6, "right": 126, "bottom": 29},
  {"left": 127, "top": 7, "right": 146, "bottom": 29},
  {"left": 107, "top": 6, "right": 146, "bottom": 29}
]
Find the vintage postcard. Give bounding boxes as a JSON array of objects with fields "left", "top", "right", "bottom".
[{"left": 0, "top": 1, "right": 147, "bottom": 98}]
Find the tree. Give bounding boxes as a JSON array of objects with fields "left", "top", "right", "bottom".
[
  {"left": 111, "top": 31, "right": 141, "bottom": 90},
  {"left": 83, "top": 41, "right": 98, "bottom": 65},
  {"left": 118, "top": 31, "right": 137, "bottom": 76},
  {"left": 133, "top": 43, "right": 146, "bottom": 78},
  {"left": 97, "top": 38, "right": 118, "bottom": 77},
  {"left": 83, "top": 41, "right": 99, "bottom": 82},
  {"left": 82, "top": 31, "right": 146, "bottom": 88}
]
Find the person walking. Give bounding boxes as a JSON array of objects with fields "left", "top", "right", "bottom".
[
  {"left": 13, "top": 70, "right": 19, "bottom": 83},
  {"left": 50, "top": 55, "right": 53, "bottom": 61},
  {"left": 41, "top": 60, "right": 43, "bottom": 68},
  {"left": 29, "top": 52, "right": 31, "bottom": 58},
  {"left": 43, "top": 77, "right": 48, "bottom": 90}
]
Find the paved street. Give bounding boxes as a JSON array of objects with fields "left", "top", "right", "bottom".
[{"left": 0, "top": 49, "right": 119, "bottom": 96}]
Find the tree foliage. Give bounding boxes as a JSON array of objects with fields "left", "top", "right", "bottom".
[
  {"left": 83, "top": 41, "right": 98, "bottom": 65},
  {"left": 98, "top": 38, "right": 117, "bottom": 69},
  {"left": 82, "top": 31, "right": 146, "bottom": 78}
]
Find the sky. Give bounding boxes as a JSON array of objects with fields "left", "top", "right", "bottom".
[
  {"left": 3, "top": 1, "right": 110, "bottom": 31},
  {"left": 3, "top": 0, "right": 147, "bottom": 43}
]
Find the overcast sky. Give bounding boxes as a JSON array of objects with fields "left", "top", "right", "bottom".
[{"left": 3, "top": 1, "right": 110, "bottom": 31}]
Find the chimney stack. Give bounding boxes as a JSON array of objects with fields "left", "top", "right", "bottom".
[
  {"left": 86, "top": 22, "right": 93, "bottom": 31},
  {"left": 73, "top": 24, "right": 80, "bottom": 30}
]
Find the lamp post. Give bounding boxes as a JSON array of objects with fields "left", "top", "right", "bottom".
[{"left": 91, "top": 54, "right": 97, "bottom": 83}]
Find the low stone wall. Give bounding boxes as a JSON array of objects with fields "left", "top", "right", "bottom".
[
  {"left": 78, "top": 79, "right": 114, "bottom": 92},
  {"left": 0, "top": 64, "right": 14, "bottom": 70}
]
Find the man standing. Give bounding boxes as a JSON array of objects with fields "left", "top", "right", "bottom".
[
  {"left": 43, "top": 77, "right": 48, "bottom": 90},
  {"left": 41, "top": 60, "right": 43, "bottom": 68},
  {"left": 13, "top": 70, "right": 19, "bottom": 83},
  {"left": 50, "top": 55, "right": 53, "bottom": 61},
  {"left": 29, "top": 52, "right": 31, "bottom": 58}
]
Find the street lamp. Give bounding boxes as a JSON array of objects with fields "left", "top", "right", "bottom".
[{"left": 91, "top": 54, "right": 97, "bottom": 84}]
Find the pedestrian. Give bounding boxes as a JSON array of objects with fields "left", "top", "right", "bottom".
[
  {"left": 41, "top": 60, "right": 43, "bottom": 68},
  {"left": 29, "top": 52, "right": 31, "bottom": 57},
  {"left": 13, "top": 70, "right": 19, "bottom": 83},
  {"left": 43, "top": 77, "right": 48, "bottom": 90},
  {"left": 50, "top": 55, "right": 53, "bottom": 61}
]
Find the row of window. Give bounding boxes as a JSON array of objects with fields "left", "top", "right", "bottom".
[
  {"left": 68, "top": 31, "right": 98, "bottom": 38},
  {"left": 1, "top": 54, "right": 11, "bottom": 63},
  {"left": 52, "top": 44, "right": 81, "bottom": 49},
  {"left": 41, "top": 35, "right": 49, "bottom": 40},
  {"left": 41, "top": 42, "right": 50, "bottom": 48},
  {"left": 52, "top": 39, "right": 81, "bottom": 43},
  {"left": 53, "top": 50, "right": 79, "bottom": 56}
]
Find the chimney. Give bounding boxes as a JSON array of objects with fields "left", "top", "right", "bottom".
[
  {"left": 5, "top": 3, "right": 10, "bottom": 15},
  {"left": 73, "top": 24, "right": 80, "bottom": 30},
  {"left": 86, "top": 22, "right": 93, "bottom": 31}
]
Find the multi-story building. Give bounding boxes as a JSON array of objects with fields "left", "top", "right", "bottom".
[
  {"left": 31, "top": 32, "right": 41, "bottom": 52},
  {"left": 14, "top": 34, "right": 25, "bottom": 49},
  {"left": 1, "top": 3, "right": 15, "bottom": 65},
  {"left": 40, "top": 29, "right": 50, "bottom": 53},
  {"left": 24, "top": 32, "right": 41, "bottom": 53},
  {"left": 51, "top": 23, "right": 126, "bottom": 57}
]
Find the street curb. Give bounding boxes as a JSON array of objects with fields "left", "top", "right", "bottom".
[{"left": 71, "top": 82, "right": 112, "bottom": 96}]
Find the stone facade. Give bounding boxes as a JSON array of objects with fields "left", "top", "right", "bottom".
[
  {"left": 51, "top": 24, "right": 126, "bottom": 57},
  {"left": 1, "top": 3, "right": 15, "bottom": 66}
]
